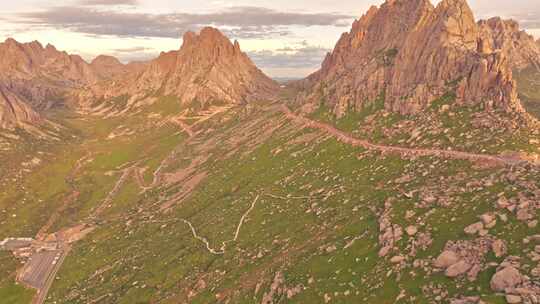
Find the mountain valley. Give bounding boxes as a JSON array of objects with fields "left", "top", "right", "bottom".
[{"left": 0, "top": 1, "right": 539, "bottom": 304}]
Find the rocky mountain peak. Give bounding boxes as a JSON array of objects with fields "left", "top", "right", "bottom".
[
  {"left": 45, "top": 43, "right": 56, "bottom": 50},
  {"left": 90, "top": 55, "right": 134, "bottom": 80},
  {"left": 314, "top": 0, "right": 433, "bottom": 83},
  {"left": 180, "top": 27, "right": 234, "bottom": 52},
  {"left": 182, "top": 31, "right": 197, "bottom": 45},
  {"left": 158, "top": 26, "right": 278, "bottom": 105},
  {"left": 79, "top": 27, "right": 278, "bottom": 112},
  {"left": 0, "top": 38, "right": 98, "bottom": 84},
  {"left": 432, "top": 0, "right": 477, "bottom": 46},
  {"left": 4, "top": 38, "right": 17, "bottom": 45},
  {"left": 436, "top": 0, "right": 470, "bottom": 11},
  {"left": 91, "top": 55, "right": 122, "bottom": 66},
  {"left": 477, "top": 17, "right": 540, "bottom": 70},
  {"left": 0, "top": 38, "right": 125, "bottom": 129},
  {"left": 178, "top": 27, "right": 245, "bottom": 63},
  {"left": 298, "top": 0, "right": 528, "bottom": 117}
]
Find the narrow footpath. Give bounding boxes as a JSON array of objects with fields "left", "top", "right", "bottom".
[{"left": 280, "top": 104, "right": 531, "bottom": 167}]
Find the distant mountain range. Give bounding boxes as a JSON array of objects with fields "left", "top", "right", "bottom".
[{"left": 0, "top": 0, "right": 539, "bottom": 131}]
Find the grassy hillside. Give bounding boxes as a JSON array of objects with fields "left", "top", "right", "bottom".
[{"left": 0, "top": 95, "right": 538, "bottom": 303}]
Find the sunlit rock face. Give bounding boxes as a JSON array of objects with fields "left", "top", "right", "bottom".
[
  {"left": 0, "top": 84, "right": 41, "bottom": 129},
  {"left": 78, "top": 27, "right": 278, "bottom": 111},
  {"left": 296, "top": 0, "right": 531, "bottom": 117}
]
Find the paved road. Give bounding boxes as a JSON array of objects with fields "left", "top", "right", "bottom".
[
  {"left": 32, "top": 247, "right": 70, "bottom": 304},
  {"left": 19, "top": 250, "right": 62, "bottom": 289},
  {"left": 1, "top": 239, "right": 33, "bottom": 250}
]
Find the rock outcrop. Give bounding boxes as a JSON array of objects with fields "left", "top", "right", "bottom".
[
  {"left": 0, "top": 38, "right": 100, "bottom": 110},
  {"left": 490, "top": 266, "right": 522, "bottom": 292},
  {"left": 140, "top": 27, "right": 277, "bottom": 105},
  {"left": 80, "top": 27, "right": 278, "bottom": 111},
  {"left": 0, "top": 84, "right": 41, "bottom": 129},
  {"left": 477, "top": 18, "right": 540, "bottom": 70},
  {"left": 0, "top": 38, "right": 139, "bottom": 129},
  {"left": 296, "top": 0, "right": 526, "bottom": 117}
]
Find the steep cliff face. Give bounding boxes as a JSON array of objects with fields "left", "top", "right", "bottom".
[
  {"left": 0, "top": 84, "right": 41, "bottom": 129},
  {"left": 0, "top": 38, "right": 101, "bottom": 112},
  {"left": 298, "top": 0, "right": 525, "bottom": 117},
  {"left": 152, "top": 27, "right": 278, "bottom": 105},
  {"left": 80, "top": 27, "right": 278, "bottom": 111},
  {"left": 0, "top": 39, "right": 98, "bottom": 84},
  {"left": 477, "top": 18, "right": 540, "bottom": 70}
]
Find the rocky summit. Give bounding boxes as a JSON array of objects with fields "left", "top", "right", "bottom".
[
  {"left": 296, "top": 0, "right": 532, "bottom": 117},
  {"left": 90, "top": 55, "right": 146, "bottom": 80},
  {"left": 0, "top": 39, "right": 98, "bottom": 110},
  {"left": 142, "top": 27, "right": 278, "bottom": 106},
  {"left": 477, "top": 17, "right": 540, "bottom": 70},
  {"left": 78, "top": 27, "right": 278, "bottom": 113}
]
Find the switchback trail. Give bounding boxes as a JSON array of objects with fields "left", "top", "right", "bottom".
[{"left": 280, "top": 104, "right": 531, "bottom": 167}]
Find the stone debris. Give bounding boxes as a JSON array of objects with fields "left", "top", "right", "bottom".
[
  {"left": 445, "top": 261, "right": 472, "bottom": 278},
  {"left": 390, "top": 256, "right": 406, "bottom": 264},
  {"left": 464, "top": 222, "right": 484, "bottom": 235},
  {"left": 434, "top": 238, "right": 495, "bottom": 280},
  {"left": 505, "top": 295, "right": 522, "bottom": 304},
  {"left": 486, "top": 256, "right": 540, "bottom": 303},
  {"left": 434, "top": 251, "right": 460, "bottom": 269},
  {"left": 492, "top": 239, "right": 508, "bottom": 258},
  {"left": 261, "top": 272, "right": 285, "bottom": 304},
  {"left": 406, "top": 226, "right": 418, "bottom": 236},
  {"left": 491, "top": 266, "right": 522, "bottom": 292},
  {"left": 377, "top": 198, "right": 403, "bottom": 258},
  {"left": 449, "top": 296, "right": 482, "bottom": 304}
]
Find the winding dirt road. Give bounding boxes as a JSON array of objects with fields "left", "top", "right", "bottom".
[
  {"left": 280, "top": 105, "right": 530, "bottom": 167},
  {"left": 181, "top": 194, "right": 260, "bottom": 255},
  {"left": 91, "top": 166, "right": 136, "bottom": 219}
]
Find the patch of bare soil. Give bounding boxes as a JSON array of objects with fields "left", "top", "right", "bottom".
[
  {"left": 286, "top": 130, "right": 326, "bottom": 146},
  {"left": 160, "top": 171, "right": 208, "bottom": 212},
  {"left": 164, "top": 155, "right": 209, "bottom": 185},
  {"left": 43, "top": 224, "right": 95, "bottom": 244}
]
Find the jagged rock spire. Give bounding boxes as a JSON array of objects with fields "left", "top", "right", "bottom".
[
  {"left": 298, "top": 0, "right": 526, "bottom": 117},
  {"left": 81, "top": 27, "right": 278, "bottom": 110}
]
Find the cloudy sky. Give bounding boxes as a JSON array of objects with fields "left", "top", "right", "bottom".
[{"left": 1, "top": 0, "right": 539, "bottom": 78}]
